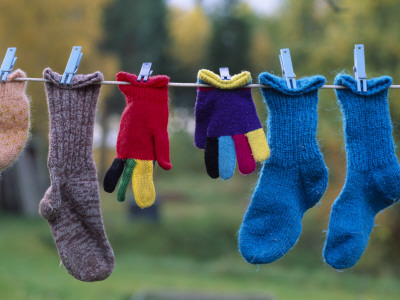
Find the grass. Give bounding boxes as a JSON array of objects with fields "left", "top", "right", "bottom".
[{"left": 1, "top": 169, "right": 400, "bottom": 299}]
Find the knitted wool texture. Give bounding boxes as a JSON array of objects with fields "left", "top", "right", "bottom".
[
  {"left": 115, "top": 72, "right": 171, "bottom": 165},
  {"left": 195, "top": 69, "right": 269, "bottom": 179},
  {"left": 238, "top": 72, "right": 328, "bottom": 264},
  {"left": 0, "top": 69, "right": 30, "bottom": 171},
  {"left": 103, "top": 72, "right": 171, "bottom": 208},
  {"left": 323, "top": 75, "right": 400, "bottom": 269},
  {"left": 39, "top": 68, "right": 114, "bottom": 282}
]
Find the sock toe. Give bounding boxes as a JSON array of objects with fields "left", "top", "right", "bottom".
[
  {"left": 323, "top": 195, "right": 376, "bottom": 269},
  {"left": 239, "top": 224, "right": 301, "bottom": 264},
  {"left": 71, "top": 252, "right": 114, "bottom": 282},
  {"left": 323, "top": 232, "right": 364, "bottom": 269},
  {"left": 238, "top": 196, "right": 303, "bottom": 264},
  {"left": 238, "top": 162, "right": 324, "bottom": 265}
]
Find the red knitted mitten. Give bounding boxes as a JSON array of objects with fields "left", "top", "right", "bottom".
[{"left": 103, "top": 72, "right": 171, "bottom": 208}]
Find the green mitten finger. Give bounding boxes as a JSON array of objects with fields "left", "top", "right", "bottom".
[{"left": 117, "top": 159, "right": 136, "bottom": 202}]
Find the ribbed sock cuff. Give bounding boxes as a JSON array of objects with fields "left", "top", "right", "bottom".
[
  {"left": 335, "top": 74, "right": 396, "bottom": 170},
  {"left": 259, "top": 72, "right": 325, "bottom": 164},
  {"left": 44, "top": 68, "right": 102, "bottom": 169}
]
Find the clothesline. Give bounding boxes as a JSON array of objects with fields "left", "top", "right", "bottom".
[{"left": 10, "top": 77, "right": 400, "bottom": 89}]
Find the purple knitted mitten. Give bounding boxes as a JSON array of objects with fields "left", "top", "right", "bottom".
[{"left": 195, "top": 69, "right": 269, "bottom": 179}]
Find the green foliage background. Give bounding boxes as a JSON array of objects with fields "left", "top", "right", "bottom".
[{"left": 2, "top": 0, "right": 400, "bottom": 298}]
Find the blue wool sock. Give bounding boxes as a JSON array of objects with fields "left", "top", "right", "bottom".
[
  {"left": 238, "top": 72, "right": 328, "bottom": 264},
  {"left": 323, "top": 75, "right": 400, "bottom": 269}
]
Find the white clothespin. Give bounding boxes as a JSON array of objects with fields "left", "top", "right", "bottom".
[
  {"left": 353, "top": 44, "right": 367, "bottom": 92},
  {"left": 137, "top": 62, "right": 153, "bottom": 82},
  {"left": 279, "top": 48, "right": 297, "bottom": 89},
  {"left": 61, "top": 46, "right": 83, "bottom": 85},
  {"left": 219, "top": 67, "right": 231, "bottom": 80},
  {"left": 0, "top": 47, "right": 17, "bottom": 82}
]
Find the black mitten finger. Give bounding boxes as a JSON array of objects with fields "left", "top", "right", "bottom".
[
  {"left": 103, "top": 158, "right": 125, "bottom": 193},
  {"left": 204, "top": 137, "right": 219, "bottom": 179}
]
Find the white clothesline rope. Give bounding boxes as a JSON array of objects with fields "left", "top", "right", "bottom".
[{"left": 10, "top": 77, "right": 400, "bottom": 89}]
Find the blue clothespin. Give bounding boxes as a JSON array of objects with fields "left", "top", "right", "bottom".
[
  {"left": 353, "top": 44, "right": 367, "bottom": 92},
  {"left": 60, "top": 46, "right": 83, "bottom": 85},
  {"left": 0, "top": 47, "right": 17, "bottom": 82},
  {"left": 137, "top": 62, "right": 153, "bottom": 82},
  {"left": 219, "top": 67, "right": 231, "bottom": 80},
  {"left": 279, "top": 48, "right": 297, "bottom": 89}
]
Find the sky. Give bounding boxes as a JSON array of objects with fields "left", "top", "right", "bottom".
[{"left": 166, "top": 0, "right": 282, "bottom": 16}]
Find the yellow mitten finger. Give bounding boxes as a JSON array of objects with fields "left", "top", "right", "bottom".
[
  {"left": 132, "top": 160, "right": 156, "bottom": 208},
  {"left": 245, "top": 128, "right": 270, "bottom": 162}
]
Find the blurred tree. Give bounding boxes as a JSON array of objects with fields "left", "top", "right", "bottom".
[
  {"left": 99, "top": 0, "right": 170, "bottom": 177},
  {"left": 166, "top": 3, "right": 212, "bottom": 108},
  {"left": 0, "top": 0, "right": 118, "bottom": 139},
  {"left": 248, "top": 21, "right": 276, "bottom": 75},
  {"left": 0, "top": 0, "right": 118, "bottom": 215},
  {"left": 101, "top": 0, "right": 169, "bottom": 80},
  {"left": 168, "top": 5, "right": 211, "bottom": 69},
  {"left": 206, "top": 0, "right": 254, "bottom": 74}
]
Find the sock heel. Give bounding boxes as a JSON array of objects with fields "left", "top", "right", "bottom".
[
  {"left": 371, "top": 164, "right": 400, "bottom": 210},
  {"left": 39, "top": 184, "right": 61, "bottom": 220},
  {"left": 299, "top": 157, "right": 328, "bottom": 209}
]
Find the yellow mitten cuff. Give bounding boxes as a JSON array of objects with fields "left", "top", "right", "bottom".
[{"left": 197, "top": 69, "right": 252, "bottom": 89}]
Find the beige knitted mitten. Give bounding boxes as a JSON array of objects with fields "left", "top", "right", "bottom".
[{"left": 0, "top": 69, "right": 29, "bottom": 171}]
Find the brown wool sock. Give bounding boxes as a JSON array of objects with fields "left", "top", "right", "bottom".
[{"left": 39, "top": 68, "right": 114, "bottom": 282}]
